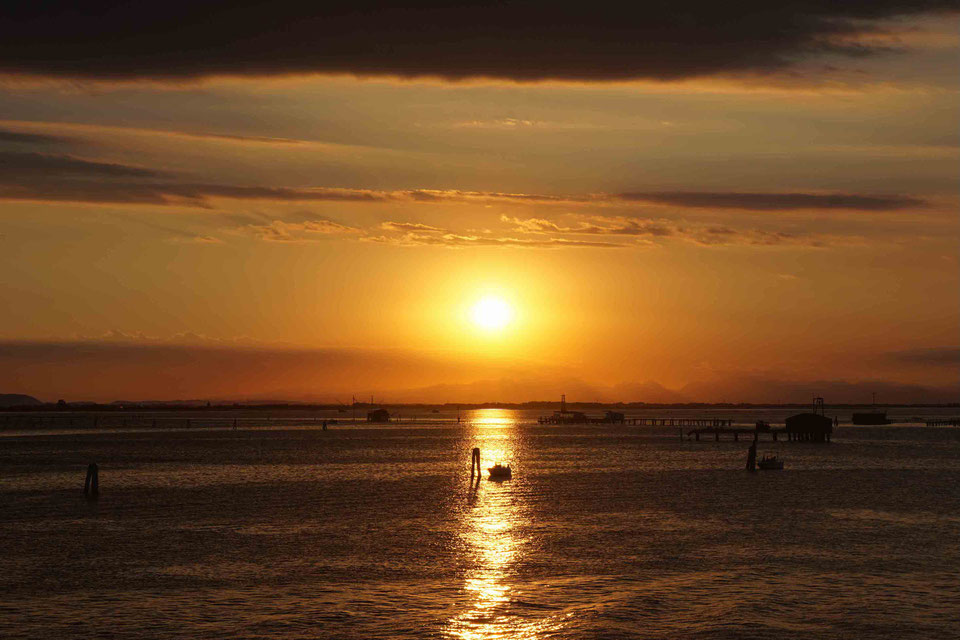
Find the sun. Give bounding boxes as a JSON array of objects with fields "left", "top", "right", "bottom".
[{"left": 470, "top": 296, "right": 513, "bottom": 331}]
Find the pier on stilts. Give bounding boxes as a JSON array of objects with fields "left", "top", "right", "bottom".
[
  {"left": 629, "top": 417, "right": 733, "bottom": 427},
  {"left": 687, "top": 426, "right": 784, "bottom": 442},
  {"left": 926, "top": 418, "right": 960, "bottom": 426},
  {"left": 537, "top": 414, "right": 734, "bottom": 426}
]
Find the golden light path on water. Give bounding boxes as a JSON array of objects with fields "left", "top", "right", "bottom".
[{"left": 444, "top": 409, "right": 571, "bottom": 639}]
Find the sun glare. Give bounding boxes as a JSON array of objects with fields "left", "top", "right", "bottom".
[{"left": 470, "top": 296, "right": 513, "bottom": 331}]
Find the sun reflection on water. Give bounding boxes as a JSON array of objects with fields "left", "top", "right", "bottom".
[{"left": 444, "top": 409, "right": 569, "bottom": 639}]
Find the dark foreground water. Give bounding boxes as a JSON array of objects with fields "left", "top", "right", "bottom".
[{"left": 1, "top": 409, "right": 959, "bottom": 639}]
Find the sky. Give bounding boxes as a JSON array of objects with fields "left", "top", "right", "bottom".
[{"left": 0, "top": 2, "right": 958, "bottom": 403}]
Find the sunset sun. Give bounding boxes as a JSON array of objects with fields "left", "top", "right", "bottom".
[{"left": 470, "top": 296, "right": 514, "bottom": 331}]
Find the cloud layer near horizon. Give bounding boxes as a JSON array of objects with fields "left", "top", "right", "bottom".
[
  {"left": 2, "top": 2, "right": 957, "bottom": 81},
  {"left": 1, "top": 339, "right": 956, "bottom": 404}
]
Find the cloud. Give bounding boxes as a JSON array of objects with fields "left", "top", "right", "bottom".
[
  {"left": 364, "top": 232, "right": 627, "bottom": 249},
  {"left": 0, "top": 339, "right": 533, "bottom": 402},
  {"left": 118, "top": 214, "right": 225, "bottom": 244},
  {"left": 0, "top": 120, "right": 349, "bottom": 151},
  {"left": 0, "top": 129, "right": 73, "bottom": 145},
  {"left": 452, "top": 118, "right": 542, "bottom": 129},
  {"left": 243, "top": 216, "right": 627, "bottom": 248},
  {"left": 885, "top": 346, "right": 960, "bottom": 366},
  {"left": 241, "top": 217, "right": 361, "bottom": 243},
  {"left": 501, "top": 215, "right": 675, "bottom": 236},
  {"left": 1, "top": 3, "right": 955, "bottom": 82},
  {"left": 380, "top": 221, "right": 445, "bottom": 233},
  {"left": 0, "top": 165, "right": 927, "bottom": 216},
  {"left": 0, "top": 151, "right": 163, "bottom": 178},
  {"left": 501, "top": 214, "right": 827, "bottom": 247},
  {"left": 616, "top": 191, "right": 925, "bottom": 211},
  {"left": 680, "top": 374, "right": 960, "bottom": 404},
  {"left": 2, "top": 338, "right": 955, "bottom": 403},
  {"left": 0, "top": 147, "right": 928, "bottom": 216},
  {"left": 0, "top": 178, "right": 393, "bottom": 208}
]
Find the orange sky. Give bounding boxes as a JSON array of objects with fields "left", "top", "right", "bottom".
[{"left": 0, "top": 6, "right": 957, "bottom": 403}]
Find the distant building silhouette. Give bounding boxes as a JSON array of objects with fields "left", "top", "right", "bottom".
[
  {"left": 785, "top": 397, "right": 833, "bottom": 442},
  {"left": 367, "top": 408, "right": 390, "bottom": 423},
  {"left": 544, "top": 394, "right": 588, "bottom": 424}
]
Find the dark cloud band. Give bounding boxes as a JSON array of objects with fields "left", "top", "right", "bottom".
[
  {"left": 1, "top": 2, "right": 957, "bottom": 81},
  {"left": 617, "top": 191, "right": 926, "bottom": 210},
  {"left": 0, "top": 154, "right": 925, "bottom": 213}
]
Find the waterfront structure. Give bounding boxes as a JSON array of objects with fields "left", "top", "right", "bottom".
[
  {"left": 367, "top": 408, "right": 391, "bottom": 423},
  {"left": 785, "top": 397, "right": 833, "bottom": 442}
]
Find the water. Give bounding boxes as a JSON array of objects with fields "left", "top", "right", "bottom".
[{"left": 1, "top": 408, "right": 959, "bottom": 638}]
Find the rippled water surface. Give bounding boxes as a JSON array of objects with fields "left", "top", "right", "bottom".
[{"left": 1, "top": 408, "right": 959, "bottom": 638}]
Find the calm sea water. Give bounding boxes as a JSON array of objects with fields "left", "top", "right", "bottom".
[{"left": 1, "top": 408, "right": 959, "bottom": 639}]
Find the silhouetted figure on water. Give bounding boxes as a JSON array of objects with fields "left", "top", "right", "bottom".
[{"left": 746, "top": 440, "right": 757, "bottom": 472}]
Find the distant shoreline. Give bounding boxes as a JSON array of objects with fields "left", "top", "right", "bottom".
[{"left": 2, "top": 401, "right": 958, "bottom": 412}]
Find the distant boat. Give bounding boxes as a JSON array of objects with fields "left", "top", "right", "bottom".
[
  {"left": 757, "top": 454, "right": 784, "bottom": 470},
  {"left": 488, "top": 463, "right": 512, "bottom": 480},
  {"left": 853, "top": 393, "right": 890, "bottom": 425}
]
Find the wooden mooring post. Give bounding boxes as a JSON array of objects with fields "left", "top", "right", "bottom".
[
  {"left": 83, "top": 463, "right": 99, "bottom": 499},
  {"left": 470, "top": 447, "right": 481, "bottom": 482}
]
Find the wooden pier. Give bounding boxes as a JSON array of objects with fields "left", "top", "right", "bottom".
[
  {"left": 687, "top": 416, "right": 833, "bottom": 443},
  {"left": 538, "top": 413, "right": 733, "bottom": 427},
  {"left": 686, "top": 427, "right": 784, "bottom": 442},
  {"left": 631, "top": 417, "right": 732, "bottom": 427},
  {"left": 926, "top": 418, "right": 960, "bottom": 426}
]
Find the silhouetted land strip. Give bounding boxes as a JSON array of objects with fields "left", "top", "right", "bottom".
[
  {"left": 2, "top": 401, "right": 958, "bottom": 413},
  {"left": 0, "top": 401, "right": 955, "bottom": 434}
]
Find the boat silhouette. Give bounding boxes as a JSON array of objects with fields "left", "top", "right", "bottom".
[
  {"left": 757, "top": 454, "right": 784, "bottom": 470},
  {"left": 488, "top": 463, "right": 512, "bottom": 480}
]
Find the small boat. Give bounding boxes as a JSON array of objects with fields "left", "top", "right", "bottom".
[
  {"left": 757, "top": 454, "right": 784, "bottom": 470},
  {"left": 853, "top": 393, "right": 889, "bottom": 425},
  {"left": 488, "top": 463, "right": 512, "bottom": 480}
]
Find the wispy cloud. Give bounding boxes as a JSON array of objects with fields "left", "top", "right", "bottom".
[
  {"left": 501, "top": 214, "right": 827, "bottom": 247},
  {"left": 379, "top": 221, "right": 446, "bottom": 232},
  {"left": 0, "top": 151, "right": 164, "bottom": 178},
  {"left": 240, "top": 217, "right": 362, "bottom": 243},
  {"left": 615, "top": 191, "right": 925, "bottom": 211},
  {"left": 0, "top": 128, "right": 74, "bottom": 145},
  {"left": 502, "top": 215, "right": 675, "bottom": 236},
  {"left": 363, "top": 232, "right": 627, "bottom": 249},
  {"left": 0, "top": 119, "right": 354, "bottom": 149},
  {"left": 0, "top": 167, "right": 926, "bottom": 215}
]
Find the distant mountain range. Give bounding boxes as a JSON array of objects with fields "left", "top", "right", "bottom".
[{"left": 0, "top": 394, "right": 43, "bottom": 407}]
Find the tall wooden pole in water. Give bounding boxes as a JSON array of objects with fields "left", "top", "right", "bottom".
[
  {"left": 84, "top": 463, "right": 99, "bottom": 498},
  {"left": 470, "top": 447, "right": 481, "bottom": 482}
]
